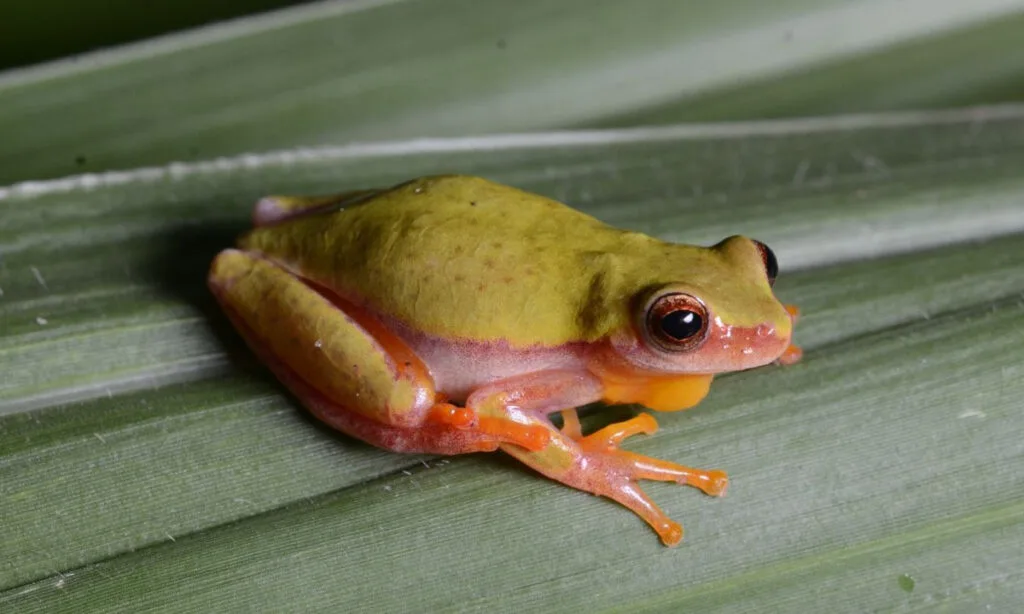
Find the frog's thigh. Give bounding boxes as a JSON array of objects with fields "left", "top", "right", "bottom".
[
  {"left": 209, "top": 249, "right": 434, "bottom": 428},
  {"left": 252, "top": 189, "right": 381, "bottom": 225}
]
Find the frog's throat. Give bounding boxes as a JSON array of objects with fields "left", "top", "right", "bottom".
[{"left": 591, "top": 360, "right": 715, "bottom": 412}]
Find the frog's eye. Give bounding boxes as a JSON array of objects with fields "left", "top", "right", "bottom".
[
  {"left": 752, "top": 239, "right": 778, "bottom": 287},
  {"left": 645, "top": 292, "right": 709, "bottom": 352}
]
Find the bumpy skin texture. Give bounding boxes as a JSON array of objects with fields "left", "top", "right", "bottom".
[{"left": 208, "top": 175, "right": 799, "bottom": 546}]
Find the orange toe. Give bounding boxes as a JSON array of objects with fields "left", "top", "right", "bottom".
[
  {"left": 776, "top": 344, "right": 803, "bottom": 365},
  {"left": 479, "top": 416, "right": 551, "bottom": 451},
  {"left": 427, "top": 403, "right": 475, "bottom": 428},
  {"left": 559, "top": 409, "right": 582, "bottom": 440}
]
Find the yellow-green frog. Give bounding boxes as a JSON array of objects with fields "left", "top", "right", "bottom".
[{"left": 208, "top": 175, "right": 800, "bottom": 545}]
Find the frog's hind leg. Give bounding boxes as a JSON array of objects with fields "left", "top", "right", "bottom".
[
  {"left": 208, "top": 248, "right": 547, "bottom": 455},
  {"left": 252, "top": 189, "right": 382, "bottom": 225},
  {"left": 501, "top": 413, "right": 727, "bottom": 546},
  {"left": 265, "top": 352, "right": 534, "bottom": 455}
]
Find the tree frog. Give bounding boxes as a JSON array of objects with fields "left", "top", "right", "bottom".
[{"left": 208, "top": 175, "right": 800, "bottom": 546}]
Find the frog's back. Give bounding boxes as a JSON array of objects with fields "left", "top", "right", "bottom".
[{"left": 243, "top": 175, "right": 680, "bottom": 346}]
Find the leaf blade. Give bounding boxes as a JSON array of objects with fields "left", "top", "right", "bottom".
[
  {"left": 2, "top": 108, "right": 1024, "bottom": 609},
  {"left": 3, "top": 0, "right": 1024, "bottom": 182}
]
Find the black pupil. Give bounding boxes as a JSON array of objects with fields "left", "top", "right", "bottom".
[{"left": 661, "top": 310, "right": 703, "bottom": 340}]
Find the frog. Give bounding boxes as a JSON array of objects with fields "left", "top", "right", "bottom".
[{"left": 207, "top": 175, "right": 800, "bottom": 546}]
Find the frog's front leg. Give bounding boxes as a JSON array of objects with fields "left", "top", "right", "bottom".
[
  {"left": 505, "top": 417, "right": 727, "bottom": 546},
  {"left": 776, "top": 304, "right": 803, "bottom": 365},
  {"left": 208, "top": 249, "right": 548, "bottom": 454},
  {"left": 466, "top": 374, "right": 727, "bottom": 546}
]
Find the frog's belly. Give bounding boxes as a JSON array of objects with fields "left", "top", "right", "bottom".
[{"left": 391, "top": 323, "right": 590, "bottom": 403}]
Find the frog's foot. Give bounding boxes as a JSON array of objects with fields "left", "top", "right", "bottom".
[
  {"left": 775, "top": 304, "right": 803, "bottom": 365},
  {"left": 775, "top": 344, "right": 803, "bottom": 365},
  {"left": 507, "top": 413, "right": 727, "bottom": 546},
  {"left": 577, "top": 414, "right": 727, "bottom": 545}
]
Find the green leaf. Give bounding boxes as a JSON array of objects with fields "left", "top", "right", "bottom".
[
  {"left": 3, "top": 107, "right": 1024, "bottom": 611},
  {"left": 3, "top": 0, "right": 1024, "bottom": 183}
]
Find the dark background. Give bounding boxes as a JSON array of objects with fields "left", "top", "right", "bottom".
[{"left": 1, "top": 0, "right": 315, "bottom": 70}]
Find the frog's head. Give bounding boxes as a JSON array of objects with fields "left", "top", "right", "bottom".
[{"left": 606, "top": 236, "right": 794, "bottom": 376}]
